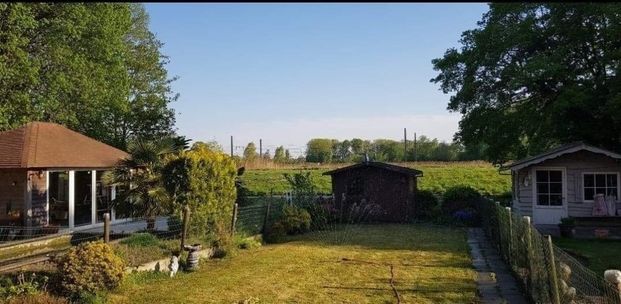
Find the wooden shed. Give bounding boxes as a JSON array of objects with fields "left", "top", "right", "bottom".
[{"left": 323, "top": 161, "right": 423, "bottom": 222}]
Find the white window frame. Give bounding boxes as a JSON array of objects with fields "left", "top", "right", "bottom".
[
  {"left": 532, "top": 167, "right": 567, "bottom": 209},
  {"left": 581, "top": 172, "right": 620, "bottom": 203}
]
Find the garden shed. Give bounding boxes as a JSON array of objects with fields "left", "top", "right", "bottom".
[{"left": 323, "top": 161, "right": 422, "bottom": 222}]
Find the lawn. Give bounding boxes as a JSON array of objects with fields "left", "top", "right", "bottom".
[
  {"left": 108, "top": 224, "right": 477, "bottom": 304},
  {"left": 553, "top": 237, "right": 621, "bottom": 275},
  {"left": 242, "top": 161, "right": 510, "bottom": 197}
]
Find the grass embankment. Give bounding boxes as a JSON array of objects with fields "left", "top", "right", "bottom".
[
  {"left": 243, "top": 161, "right": 510, "bottom": 197},
  {"left": 108, "top": 224, "right": 477, "bottom": 304},
  {"left": 553, "top": 237, "right": 621, "bottom": 275}
]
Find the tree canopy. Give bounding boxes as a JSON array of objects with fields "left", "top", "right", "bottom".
[
  {"left": 0, "top": 3, "right": 177, "bottom": 150},
  {"left": 432, "top": 3, "right": 621, "bottom": 164}
]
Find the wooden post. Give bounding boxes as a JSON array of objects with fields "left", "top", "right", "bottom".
[
  {"left": 230, "top": 203, "right": 238, "bottom": 236},
  {"left": 546, "top": 235, "right": 561, "bottom": 304},
  {"left": 523, "top": 216, "right": 534, "bottom": 295},
  {"left": 263, "top": 199, "right": 272, "bottom": 234},
  {"left": 180, "top": 205, "right": 190, "bottom": 251},
  {"left": 505, "top": 206, "right": 513, "bottom": 264},
  {"left": 103, "top": 213, "right": 110, "bottom": 243}
]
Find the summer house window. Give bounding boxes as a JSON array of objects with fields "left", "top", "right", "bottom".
[
  {"left": 536, "top": 170, "right": 563, "bottom": 206},
  {"left": 583, "top": 173, "right": 618, "bottom": 201}
]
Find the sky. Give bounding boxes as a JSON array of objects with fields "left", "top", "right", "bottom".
[{"left": 145, "top": 3, "right": 488, "bottom": 156}]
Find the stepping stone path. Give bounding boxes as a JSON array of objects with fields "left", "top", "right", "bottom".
[{"left": 468, "top": 228, "right": 528, "bottom": 304}]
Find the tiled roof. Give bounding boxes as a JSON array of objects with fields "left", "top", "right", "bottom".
[
  {"left": 0, "top": 122, "right": 129, "bottom": 169},
  {"left": 323, "top": 161, "right": 423, "bottom": 177}
]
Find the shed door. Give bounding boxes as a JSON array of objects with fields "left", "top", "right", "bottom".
[{"left": 533, "top": 168, "right": 567, "bottom": 225}]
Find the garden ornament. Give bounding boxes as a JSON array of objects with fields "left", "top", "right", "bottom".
[
  {"left": 184, "top": 244, "right": 202, "bottom": 271},
  {"left": 169, "top": 255, "right": 179, "bottom": 278}
]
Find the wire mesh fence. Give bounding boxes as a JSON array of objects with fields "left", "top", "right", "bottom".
[
  {"left": 235, "top": 197, "right": 285, "bottom": 236},
  {"left": 479, "top": 199, "right": 621, "bottom": 304}
]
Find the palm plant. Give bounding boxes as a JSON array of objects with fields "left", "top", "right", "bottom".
[{"left": 103, "top": 138, "right": 179, "bottom": 230}]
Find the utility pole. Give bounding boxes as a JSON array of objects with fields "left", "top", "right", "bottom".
[
  {"left": 259, "top": 139, "right": 263, "bottom": 159},
  {"left": 403, "top": 128, "right": 408, "bottom": 162},
  {"left": 230, "top": 136, "right": 234, "bottom": 157},
  {"left": 414, "top": 132, "right": 417, "bottom": 162}
]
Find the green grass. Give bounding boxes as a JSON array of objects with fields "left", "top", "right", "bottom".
[
  {"left": 242, "top": 161, "right": 510, "bottom": 197},
  {"left": 112, "top": 233, "right": 204, "bottom": 267},
  {"left": 553, "top": 237, "right": 621, "bottom": 275},
  {"left": 108, "top": 224, "right": 477, "bottom": 304}
]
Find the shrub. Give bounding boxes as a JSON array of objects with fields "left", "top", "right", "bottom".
[
  {"left": 0, "top": 274, "right": 42, "bottom": 300},
  {"left": 280, "top": 205, "right": 311, "bottom": 235},
  {"left": 415, "top": 190, "right": 440, "bottom": 219},
  {"left": 211, "top": 247, "right": 228, "bottom": 259},
  {"left": 441, "top": 186, "right": 483, "bottom": 215},
  {"left": 162, "top": 144, "right": 237, "bottom": 241},
  {"left": 57, "top": 241, "right": 125, "bottom": 298},
  {"left": 234, "top": 235, "right": 262, "bottom": 250},
  {"left": 264, "top": 221, "right": 286, "bottom": 243}
]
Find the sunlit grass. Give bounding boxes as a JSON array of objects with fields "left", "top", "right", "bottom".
[
  {"left": 242, "top": 161, "right": 510, "bottom": 197},
  {"left": 108, "top": 224, "right": 477, "bottom": 304}
]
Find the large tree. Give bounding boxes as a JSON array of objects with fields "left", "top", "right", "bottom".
[
  {"left": 432, "top": 3, "right": 621, "bottom": 163},
  {"left": 0, "top": 3, "right": 177, "bottom": 150}
]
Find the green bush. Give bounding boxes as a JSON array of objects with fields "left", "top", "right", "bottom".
[
  {"left": 264, "top": 221, "right": 286, "bottom": 243},
  {"left": 441, "top": 186, "right": 483, "bottom": 215},
  {"left": 234, "top": 235, "right": 262, "bottom": 250},
  {"left": 280, "top": 205, "right": 311, "bottom": 235},
  {"left": 0, "top": 273, "right": 45, "bottom": 300},
  {"left": 415, "top": 190, "right": 440, "bottom": 219},
  {"left": 57, "top": 241, "right": 125, "bottom": 298},
  {"left": 162, "top": 144, "right": 237, "bottom": 241}
]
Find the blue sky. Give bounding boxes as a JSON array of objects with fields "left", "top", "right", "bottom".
[{"left": 145, "top": 3, "right": 488, "bottom": 156}]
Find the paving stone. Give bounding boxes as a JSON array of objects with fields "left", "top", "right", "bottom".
[{"left": 468, "top": 228, "right": 528, "bottom": 304}]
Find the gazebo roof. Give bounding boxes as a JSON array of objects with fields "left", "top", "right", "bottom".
[{"left": 0, "top": 122, "right": 129, "bottom": 169}]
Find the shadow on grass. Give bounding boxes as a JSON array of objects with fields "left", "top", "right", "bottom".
[{"left": 270, "top": 223, "right": 470, "bottom": 254}]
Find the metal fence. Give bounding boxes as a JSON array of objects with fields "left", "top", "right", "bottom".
[
  {"left": 234, "top": 197, "right": 285, "bottom": 236},
  {"left": 479, "top": 199, "right": 621, "bottom": 304}
]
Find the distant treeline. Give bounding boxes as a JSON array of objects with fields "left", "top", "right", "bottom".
[{"left": 303, "top": 137, "right": 487, "bottom": 163}]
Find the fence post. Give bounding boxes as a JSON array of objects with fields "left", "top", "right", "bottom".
[
  {"left": 546, "top": 235, "right": 561, "bottom": 304},
  {"left": 103, "top": 213, "right": 110, "bottom": 243},
  {"left": 505, "top": 206, "right": 513, "bottom": 265},
  {"left": 523, "top": 216, "right": 534, "bottom": 295},
  {"left": 230, "top": 203, "right": 238, "bottom": 237},
  {"left": 494, "top": 202, "right": 502, "bottom": 251},
  {"left": 263, "top": 198, "right": 272, "bottom": 234},
  {"left": 180, "top": 205, "right": 190, "bottom": 251}
]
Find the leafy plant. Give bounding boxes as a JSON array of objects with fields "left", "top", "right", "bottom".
[
  {"left": 0, "top": 272, "right": 48, "bottom": 300},
  {"left": 415, "top": 190, "right": 440, "bottom": 219},
  {"left": 57, "top": 241, "right": 125, "bottom": 298},
  {"left": 104, "top": 138, "right": 179, "bottom": 230},
  {"left": 442, "top": 186, "right": 483, "bottom": 216},
  {"left": 279, "top": 205, "right": 311, "bottom": 235},
  {"left": 163, "top": 143, "right": 237, "bottom": 241}
]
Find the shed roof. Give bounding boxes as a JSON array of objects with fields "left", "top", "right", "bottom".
[
  {"left": 0, "top": 122, "right": 129, "bottom": 169},
  {"left": 323, "top": 161, "right": 423, "bottom": 177},
  {"left": 503, "top": 141, "right": 621, "bottom": 171}
]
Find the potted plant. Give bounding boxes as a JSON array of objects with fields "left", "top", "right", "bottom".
[{"left": 559, "top": 217, "right": 576, "bottom": 238}]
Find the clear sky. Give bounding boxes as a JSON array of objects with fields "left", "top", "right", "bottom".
[{"left": 145, "top": 3, "right": 488, "bottom": 156}]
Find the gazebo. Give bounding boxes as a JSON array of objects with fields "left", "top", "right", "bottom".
[{"left": 0, "top": 122, "right": 129, "bottom": 230}]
